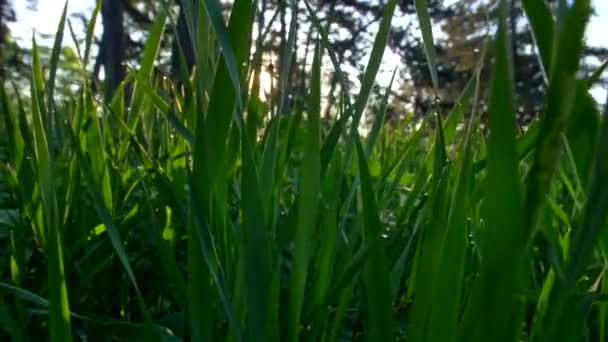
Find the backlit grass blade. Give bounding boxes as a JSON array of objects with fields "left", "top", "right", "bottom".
[
  {"left": 277, "top": 0, "right": 298, "bottom": 115},
  {"left": 129, "top": 11, "right": 168, "bottom": 126},
  {"left": 31, "top": 37, "right": 73, "bottom": 342},
  {"left": 46, "top": 1, "right": 68, "bottom": 118},
  {"left": 201, "top": 0, "right": 248, "bottom": 109},
  {"left": 287, "top": 42, "right": 322, "bottom": 342},
  {"left": 521, "top": 0, "right": 554, "bottom": 78},
  {"left": 84, "top": 0, "right": 101, "bottom": 66},
  {"left": 303, "top": 0, "right": 351, "bottom": 108},
  {"left": 355, "top": 136, "right": 394, "bottom": 342},
  {"left": 349, "top": 0, "right": 396, "bottom": 134},
  {"left": 459, "top": 1, "right": 524, "bottom": 340},
  {"left": 365, "top": 68, "right": 396, "bottom": 156},
  {"left": 414, "top": 0, "right": 439, "bottom": 91},
  {"left": 198, "top": 0, "right": 254, "bottom": 188}
]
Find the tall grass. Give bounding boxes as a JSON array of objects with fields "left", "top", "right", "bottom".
[{"left": 1, "top": 0, "right": 608, "bottom": 341}]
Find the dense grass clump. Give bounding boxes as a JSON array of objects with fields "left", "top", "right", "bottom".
[{"left": 1, "top": 0, "right": 608, "bottom": 341}]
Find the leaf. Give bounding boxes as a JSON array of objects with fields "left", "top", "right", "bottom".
[
  {"left": 46, "top": 1, "right": 68, "bottom": 116},
  {"left": 414, "top": 0, "right": 439, "bottom": 91},
  {"left": 349, "top": 0, "right": 397, "bottom": 135},
  {"left": 459, "top": 2, "right": 524, "bottom": 340},
  {"left": 287, "top": 42, "right": 322, "bottom": 342},
  {"left": 521, "top": 0, "right": 554, "bottom": 79},
  {"left": 355, "top": 137, "right": 394, "bottom": 342},
  {"left": 31, "top": 36, "right": 73, "bottom": 342}
]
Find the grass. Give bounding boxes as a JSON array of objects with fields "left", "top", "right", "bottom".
[{"left": 1, "top": 0, "right": 608, "bottom": 341}]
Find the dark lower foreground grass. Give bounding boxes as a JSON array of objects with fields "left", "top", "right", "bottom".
[{"left": 1, "top": 0, "right": 608, "bottom": 341}]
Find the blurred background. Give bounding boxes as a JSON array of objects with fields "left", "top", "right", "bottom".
[{"left": 1, "top": 0, "right": 607, "bottom": 124}]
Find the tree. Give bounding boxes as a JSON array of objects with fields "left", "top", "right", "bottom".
[
  {"left": 96, "top": 0, "right": 126, "bottom": 98},
  {"left": 388, "top": 0, "right": 607, "bottom": 123},
  {"left": 0, "top": 0, "right": 17, "bottom": 77}
]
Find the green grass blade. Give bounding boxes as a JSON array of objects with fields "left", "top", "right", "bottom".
[
  {"left": 198, "top": 0, "right": 254, "bottom": 188},
  {"left": 540, "top": 68, "right": 608, "bottom": 342},
  {"left": 239, "top": 124, "right": 272, "bottom": 342},
  {"left": 426, "top": 104, "right": 475, "bottom": 342},
  {"left": 349, "top": 0, "right": 397, "bottom": 134},
  {"left": 365, "top": 68, "right": 396, "bottom": 156},
  {"left": 414, "top": 0, "right": 439, "bottom": 91},
  {"left": 201, "top": 0, "right": 248, "bottom": 109},
  {"left": 31, "top": 37, "right": 73, "bottom": 342},
  {"left": 84, "top": 0, "right": 102, "bottom": 66},
  {"left": 46, "top": 1, "right": 68, "bottom": 117},
  {"left": 64, "top": 124, "right": 146, "bottom": 314},
  {"left": 129, "top": 11, "right": 168, "bottom": 126},
  {"left": 523, "top": 0, "right": 591, "bottom": 254},
  {"left": 443, "top": 76, "right": 476, "bottom": 144},
  {"left": 303, "top": 0, "right": 351, "bottom": 108},
  {"left": 355, "top": 137, "right": 394, "bottom": 341},
  {"left": 459, "top": 1, "right": 524, "bottom": 340},
  {"left": 287, "top": 42, "right": 322, "bottom": 342},
  {"left": 521, "top": 0, "right": 554, "bottom": 78}
]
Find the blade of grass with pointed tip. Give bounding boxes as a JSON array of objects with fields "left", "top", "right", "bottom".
[
  {"left": 46, "top": 1, "right": 68, "bottom": 128},
  {"left": 355, "top": 136, "right": 394, "bottom": 342},
  {"left": 349, "top": 0, "right": 396, "bottom": 136},
  {"left": 414, "top": 0, "right": 438, "bottom": 91},
  {"left": 303, "top": 0, "right": 351, "bottom": 108},
  {"left": 198, "top": 0, "right": 254, "bottom": 190},
  {"left": 287, "top": 42, "right": 322, "bottom": 342},
  {"left": 427, "top": 97, "right": 475, "bottom": 342},
  {"left": 201, "top": 0, "right": 246, "bottom": 109},
  {"left": 128, "top": 11, "right": 168, "bottom": 127},
  {"left": 460, "top": 2, "right": 524, "bottom": 340},
  {"left": 443, "top": 76, "right": 476, "bottom": 144},
  {"left": 84, "top": 0, "right": 101, "bottom": 66},
  {"left": 277, "top": 0, "right": 298, "bottom": 115},
  {"left": 521, "top": 0, "right": 554, "bottom": 79},
  {"left": 31, "top": 38, "right": 72, "bottom": 342},
  {"left": 365, "top": 68, "right": 396, "bottom": 156}
]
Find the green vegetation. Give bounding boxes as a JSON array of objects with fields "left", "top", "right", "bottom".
[{"left": 1, "top": 0, "right": 608, "bottom": 341}]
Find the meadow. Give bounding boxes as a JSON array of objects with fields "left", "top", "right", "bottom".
[{"left": 1, "top": 0, "right": 608, "bottom": 341}]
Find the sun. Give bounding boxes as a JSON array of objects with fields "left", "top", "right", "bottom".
[{"left": 258, "top": 68, "right": 273, "bottom": 102}]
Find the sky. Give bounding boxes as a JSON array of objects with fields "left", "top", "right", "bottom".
[{"left": 8, "top": 0, "right": 608, "bottom": 103}]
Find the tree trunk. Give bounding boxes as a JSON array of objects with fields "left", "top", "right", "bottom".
[{"left": 101, "top": 0, "right": 126, "bottom": 99}]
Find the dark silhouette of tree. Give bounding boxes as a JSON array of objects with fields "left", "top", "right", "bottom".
[
  {"left": 97, "top": 0, "right": 126, "bottom": 98},
  {"left": 0, "top": 0, "right": 17, "bottom": 77}
]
